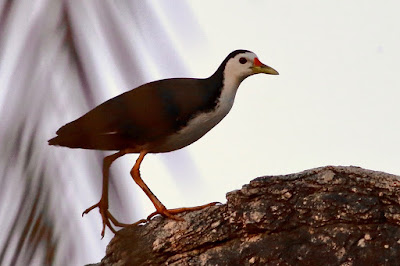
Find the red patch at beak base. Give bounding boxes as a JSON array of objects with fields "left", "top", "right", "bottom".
[{"left": 254, "top": 57, "right": 263, "bottom": 67}]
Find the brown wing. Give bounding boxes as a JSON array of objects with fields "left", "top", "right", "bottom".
[{"left": 48, "top": 78, "right": 221, "bottom": 150}]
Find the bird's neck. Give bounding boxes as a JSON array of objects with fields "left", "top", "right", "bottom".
[
  {"left": 207, "top": 65, "right": 245, "bottom": 112},
  {"left": 219, "top": 76, "right": 242, "bottom": 110}
]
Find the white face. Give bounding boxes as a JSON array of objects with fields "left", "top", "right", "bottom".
[{"left": 223, "top": 51, "right": 258, "bottom": 82}]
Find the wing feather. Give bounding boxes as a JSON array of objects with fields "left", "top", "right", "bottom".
[{"left": 49, "top": 78, "right": 221, "bottom": 150}]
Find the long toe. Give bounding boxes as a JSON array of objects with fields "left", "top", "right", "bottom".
[
  {"left": 147, "top": 202, "right": 219, "bottom": 221},
  {"left": 107, "top": 210, "right": 145, "bottom": 228},
  {"left": 147, "top": 209, "right": 185, "bottom": 221},
  {"left": 82, "top": 202, "right": 100, "bottom": 216},
  {"left": 167, "top": 202, "right": 220, "bottom": 213}
]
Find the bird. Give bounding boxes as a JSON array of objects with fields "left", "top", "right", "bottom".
[{"left": 48, "top": 49, "right": 279, "bottom": 237}]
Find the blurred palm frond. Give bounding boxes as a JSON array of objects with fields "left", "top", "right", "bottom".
[{"left": 0, "top": 1, "right": 204, "bottom": 264}]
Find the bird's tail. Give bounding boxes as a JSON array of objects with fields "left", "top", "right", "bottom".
[
  {"left": 48, "top": 134, "right": 84, "bottom": 148},
  {"left": 48, "top": 136, "right": 59, "bottom": 146}
]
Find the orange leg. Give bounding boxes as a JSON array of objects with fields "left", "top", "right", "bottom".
[
  {"left": 130, "top": 151, "right": 220, "bottom": 222},
  {"left": 84, "top": 150, "right": 220, "bottom": 237},
  {"left": 82, "top": 150, "right": 128, "bottom": 238}
]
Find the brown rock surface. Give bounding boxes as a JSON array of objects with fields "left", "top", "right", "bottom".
[{"left": 96, "top": 166, "right": 400, "bottom": 265}]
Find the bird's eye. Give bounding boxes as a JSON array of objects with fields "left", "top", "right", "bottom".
[{"left": 239, "top": 57, "right": 247, "bottom": 64}]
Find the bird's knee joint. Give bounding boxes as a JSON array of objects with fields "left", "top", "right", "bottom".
[{"left": 130, "top": 167, "right": 140, "bottom": 176}]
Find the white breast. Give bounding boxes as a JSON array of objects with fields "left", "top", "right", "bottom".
[{"left": 154, "top": 77, "right": 242, "bottom": 153}]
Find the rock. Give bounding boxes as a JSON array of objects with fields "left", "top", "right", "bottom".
[{"left": 96, "top": 166, "right": 400, "bottom": 265}]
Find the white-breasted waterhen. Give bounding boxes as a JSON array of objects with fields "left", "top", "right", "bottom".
[{"left": 48, "top": 50, "right": 279, "bottom": 237}]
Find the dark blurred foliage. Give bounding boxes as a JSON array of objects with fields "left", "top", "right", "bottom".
[{"left": 0, "top": 0, "right": 203, "bottom": 264}]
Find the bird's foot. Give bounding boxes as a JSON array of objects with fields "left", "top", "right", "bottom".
[
  {"left": 147, "top": 201, "right": 221, "bottom": 221},
  {"left": 82, "top": 201, "right": 129, "bottom": 238},
  {"left": 82, "top": 201, "right": 221, "bottom": 237}
]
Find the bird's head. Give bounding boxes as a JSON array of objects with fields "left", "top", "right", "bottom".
[{"left": 223, "top": 50, "right": 279, "bottom": 82}]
